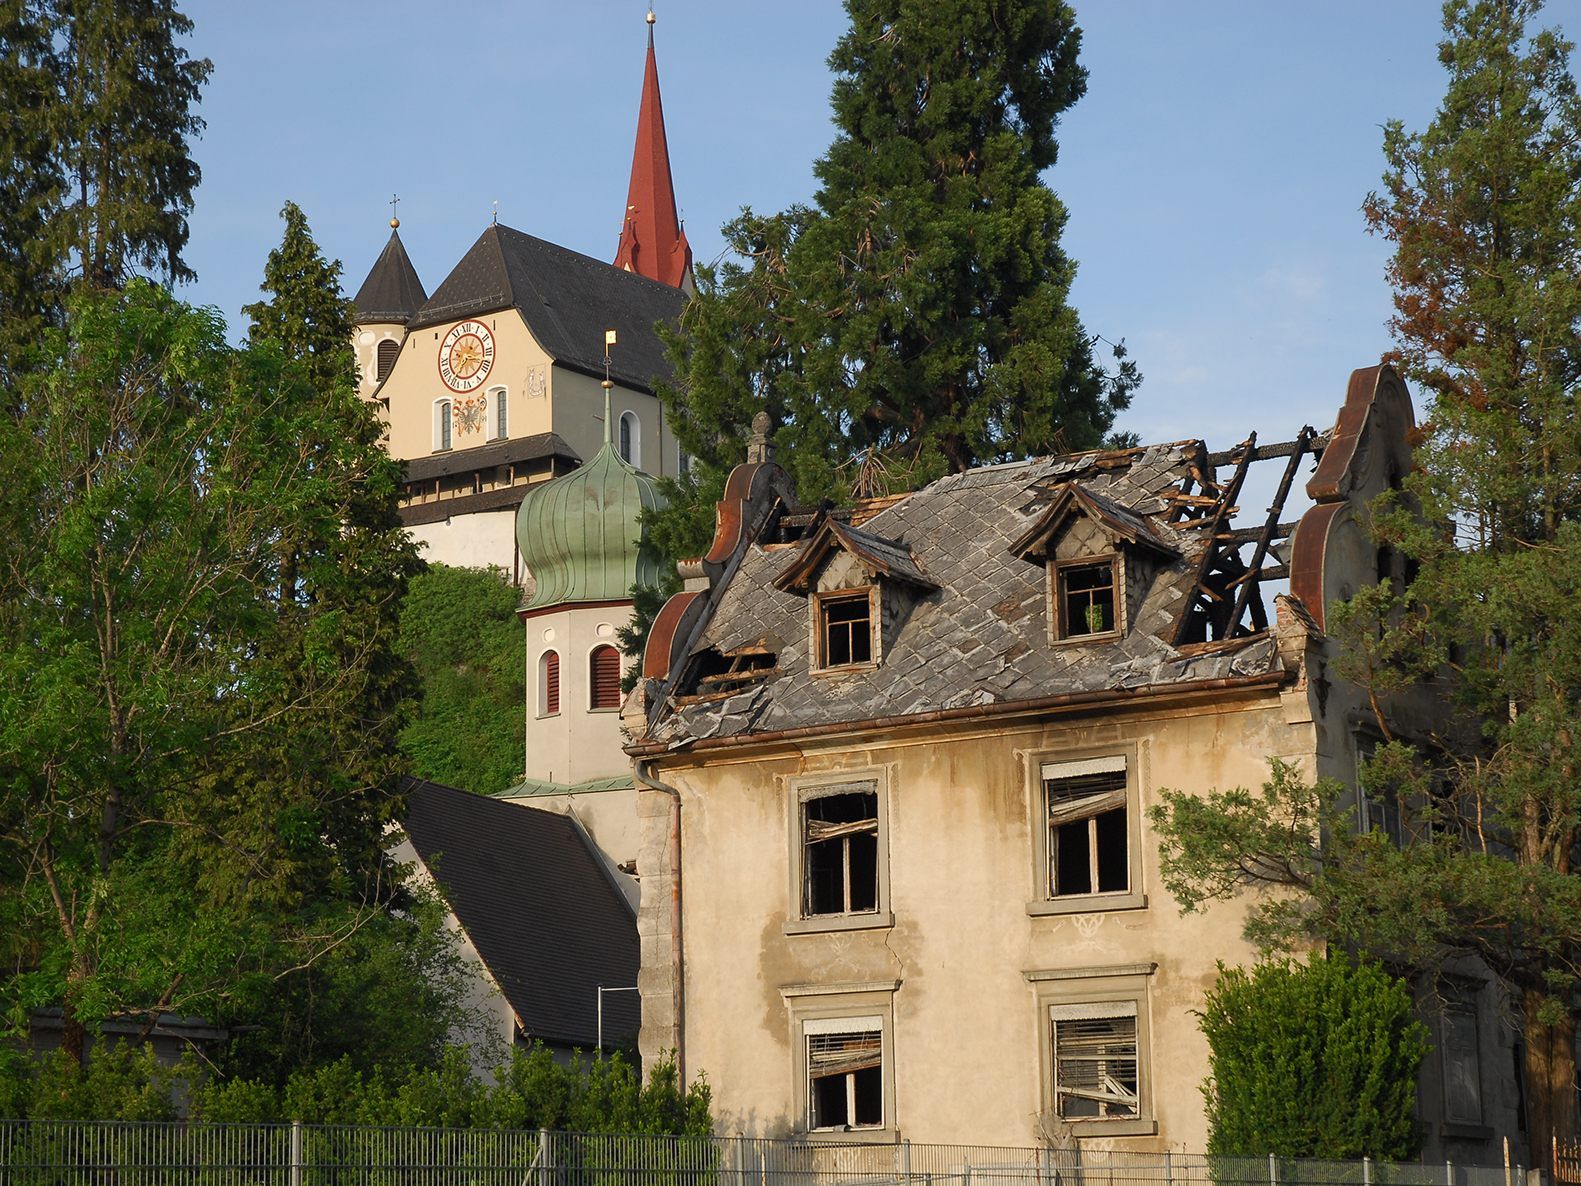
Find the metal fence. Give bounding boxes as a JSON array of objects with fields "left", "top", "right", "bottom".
[{"left": 0, "top": 1122, "right": 1525, "bottom": 1186}]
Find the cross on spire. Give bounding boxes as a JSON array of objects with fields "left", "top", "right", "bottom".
[{"left": 389, "top": 193, "right": 401, "bottom": 229}]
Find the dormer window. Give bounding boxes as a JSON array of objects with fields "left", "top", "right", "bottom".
[
  {"left": 1010, "top": 482, "right": 1178, "bottom": 646},
  {"left": 1057, "top": 559, "right": 1118, "bottom": 640},
  {"left": 817, "top": 589, "right": 875, "bottom": 669},
  {"left": 774, "top": 517, "right": 937, "bottom": 676}
]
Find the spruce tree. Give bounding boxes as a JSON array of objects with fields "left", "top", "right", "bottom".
[
  {"left": 657, "top": 0, "right": 1135, "bottom": 530},
  {"left": 0, "top": 0, "right": 63, "bottom": 355}
]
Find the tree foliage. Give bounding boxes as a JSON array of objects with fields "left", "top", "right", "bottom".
[
  {"left": 398, "top": 564, "right": 527, "bottom": 796},
  {"left": 651, "top": 0, "right": 1136, "bottom": 552},
  {"left": 1199, "top": 956, "right": 1427, "bottom": 1160},
  {"left": 0, "top": 279, "right": 421, "bottom": 1065}
]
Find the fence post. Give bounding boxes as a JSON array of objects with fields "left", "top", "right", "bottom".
[
  {"left": 1270, "top": 1153, "right": 1279, "bottom": 1186},
  {"left": 289, "top": 1120, "right": 302, "bottom": 1186},
  {"left": 539, "top": 1127, "right": 550, "bottom": 1186},
  {"left": 1364, "top": 1158, "right": 1372, "bottom": 1186},
  {"left": 1165, "top": 1151, "right": 1174, "bottom": 1186},
  {"left": 903, "top": 1139, "right": 912, "bottom": 1186},
  {"left": 1448, "top": 1162, "right": 1455, "bottom": 1186}
]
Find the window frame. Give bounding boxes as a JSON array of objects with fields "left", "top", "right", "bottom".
[
  {"left": 488, "top": 385, "right": 508, "bottom": 440},
  {"left": 784, "top": 771, "right": 893, "bottom": 936},
  {"left": 433, "top": 398, "right": 453, "bottom": 452},
  {"left": 1049, "top": 555, "right": 1123, "bottom": 643},
  {"left": 1439, "top": 986, "right": 1486, "bottom": 1130},
  {"left": 1026, "top": 746, "right": 1146, "bottom": 916},
  {"left": 536, "top": 649, "right": 561, "bottom": 718},
  {"left": 781, "top": 983, "right": 898, "bottom": 1141},
  {"left": 1029, "top": 967, "right": 1156, "bottom": 1138},
  {"left": 588, "top": 643, "right": 622, "bottom": 711},
  {"left": 810, "top": 586, "right": 880, "bottom": 674}
]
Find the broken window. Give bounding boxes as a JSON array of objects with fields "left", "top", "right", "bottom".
[
  {"left": 1441, "top": 999, "right": 1484, "bottom": 1126},
  {"left": 1044, "top": 759, "right": 1129, "bottom": 898},
  {"left": 806, "top": 1019, "right": 883, "bottom": 1130},
  {"left": 1050, "top": 1002, "right": 1139, "bottom": 1120},
  {"left": 803, "top": 790, "right": 879, "bottom": 917},
  {"left": 1058, "top": 560, "right": 1117, "bottom": 638},
  {"left": 817, "top": 590, "right": 873, "bottom": 668}
]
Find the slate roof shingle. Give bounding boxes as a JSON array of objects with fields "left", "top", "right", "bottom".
[
  {"left": 401, "top": 778, "right": 638, "bottom": 1049},
  {"left": 353, "top": 229, "right": 428, "bottom": 324}
]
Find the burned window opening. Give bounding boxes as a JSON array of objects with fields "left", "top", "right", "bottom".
[
  {"left": 1059, "top": 561, "right": 1117, "bottom": 638},
  {"left": 1046, "top": 768, "right": 1128, "bottom": 898},
  {"left": 804, "top": 791, "right": 879, "bottom": 916},
  {"left": 1050, "top": 1003, "right": 1139, "bottom": 1120},
  {"left": 819, "top": 592, "right": 873, "bottom": 668},
  {"left": 808, "top": 1027, "right": 883, "bottom": 1129}
]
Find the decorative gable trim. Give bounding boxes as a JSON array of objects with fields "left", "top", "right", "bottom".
[
  {"left": 773, "top": 517, "right": 935, "bottom": 596},
  {"left": 1010, "top": 482, "right": 1178, "bottom": 565}
]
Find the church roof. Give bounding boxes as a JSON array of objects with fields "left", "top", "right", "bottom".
[
  {"left": 352, "top": 228, "right": 427, "bottom": 324},
  {"left": 516, "top": 417, "right": 665, "bottom": 612},
  {"left": 408, "top": 224, "right": 685, "bottom": 395},
  {"left": 612, "top": 19, "right": 693, "bottom": 289},
  {"left": 401, "top": 778, "right": 639, "bottom": 1049}
]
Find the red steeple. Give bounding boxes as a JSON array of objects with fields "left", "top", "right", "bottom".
[{"left": 613, "top": 11, "right": 693, "bottom": 290}]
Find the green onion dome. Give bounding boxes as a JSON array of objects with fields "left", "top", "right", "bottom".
[{"left": 515, "top": 410, "right": 665, "bottom": 611}]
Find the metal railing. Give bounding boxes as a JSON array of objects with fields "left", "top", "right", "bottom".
[{"left": 0, "top": 1122, "right": 1524, "bottom": 1186}]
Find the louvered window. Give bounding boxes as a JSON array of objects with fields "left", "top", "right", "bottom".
[
  {"left": 590, "top": 645, "right": 622, "bottom": 709},
  {"left": 538, "top": 650, "right": 560, "bottom": 716},
  {"left": 806, "top": 1019, "right": 883, "bottom": 1130},
  {"left": 803, "top": 791, "right": 879, "bottom": 917},
  {"left": 1043, "top": 757, "right": 1129, "bottom": 898},
  {"left": 1050, "top": 1002, "right": 1139, "bottom": 1120},
  {"left": 376, "top": 338, "right": 400, "bottom": 383}
]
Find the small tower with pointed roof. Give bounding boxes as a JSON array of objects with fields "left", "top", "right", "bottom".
[
  {"left": 613, "top": 9, "right": 693, "bottom": 291},
  {"left": 351, "top": 207, "right": 428, "bottom": 401}
]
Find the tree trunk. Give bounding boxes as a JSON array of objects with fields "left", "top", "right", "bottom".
[{"left": 1523, "top": 989, "right": 1578, "bottom": 1169}]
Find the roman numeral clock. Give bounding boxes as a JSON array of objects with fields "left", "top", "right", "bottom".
[{"left": 438, "top": 319, "right": 496, "bottom": 392}]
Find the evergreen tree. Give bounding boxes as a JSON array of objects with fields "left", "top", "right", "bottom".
[
  {"left": 398, "top": 565, "right": 527, "bottom": 796},
  {"left": 655, "top": 0, "right": 1136, "bottom": 543},
  {"left": 1200, "top": 956, "right": 1426, "bottom": 1160},
  {"left": 0, "top": 0, "right": 64, "bottom": 359},
  {"left": 243, "top": 201, "right": 357, "bottom": 394},
  {"left": 53, "top": 0, "right": 209, "bottom": 288}
]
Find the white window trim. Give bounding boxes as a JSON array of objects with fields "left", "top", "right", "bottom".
[
  {"left": 784, "top": 769, "right": 893, "bottom": 936},
  {"left": 784, "top": 987, "right": 897, "bottom": 1140},
  {"left": 433, "top": 398, "right": 453, "bottom": 452},
  {"left": 535, "top": 648, "right": 561, "bottom": 718},
  {"left": 1026, "top": 745, "right": 1146, "bottom": 916},
  {"left": 488, "top": 385, "right": 508, "bottom": 440},
  {"left": 619, "top": 410, "right": 641, "bottom": 468},
  {"left": 1033, "top": 968, "right": 1156, "bottom": 1138}
]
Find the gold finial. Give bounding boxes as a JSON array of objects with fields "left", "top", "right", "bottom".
[
  {"left": 602, "top": 330, "right": 618, "bottom": 445},
  {"left": 389, "top": 193, "right": 401, "bottom": 229},
  {"left": 646, "top": 6, "right": 655, "bottom": 24}
]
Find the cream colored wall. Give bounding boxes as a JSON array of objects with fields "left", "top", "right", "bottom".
[
  {"left": 648, "top": 692, "right": 1313, "bottom": 1148},
  {"left": 552, "top": 366, "right": 681, "bottom": 477},
  {"left": 525, "top": 603, "right": 638, "bottom": 787},
  {"left": 354, "top": 322, "right": 406, "bottom": 402},
  {"left": 408, "top": 508, "right": 519, "bottom": 576},
  {"left": 379, "top": 311, "right": 556, "bottom": 462},
  {"left": 504, "top": 787, "right": 642, "bottom": 873}
]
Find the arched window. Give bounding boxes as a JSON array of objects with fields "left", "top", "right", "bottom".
[
  {"left": 537, "top": 650, "right": 561, "bottom": 716},
  {"left": 376, "top": 338, "right": 400, "bottom": 383},
  {"left": 589, "top": 645, "right": 622, "bottom": 709},
  {"left": 491, "top": 387, "right": 508, "bottom": 440},
  {"left": 619, "top": 411, "right": 640, "bottom": 467},
  {"left": 434, "top": 399, "right": 452, "bottom": 451}
]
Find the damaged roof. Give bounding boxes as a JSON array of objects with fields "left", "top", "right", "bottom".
[{"left": 642, "top": 439, "right": 1312, "bottom": 750}]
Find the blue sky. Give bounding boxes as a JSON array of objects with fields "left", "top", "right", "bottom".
[{"left": 179, "top": 2, "right": 1492, "bottom": 463}]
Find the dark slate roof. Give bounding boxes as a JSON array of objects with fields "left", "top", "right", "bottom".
[
  {"left": 649, "top": 444, "right": 1285, "bottom": 746},
  {"left": 407, "top": 224, "right": 685, "bottom": 394},
  {"left": 353, "top": 229, "right": 428, "bottom": 324},
  {"left": 774, "top": 518, "right": 936, "bottom": 594},
  {"left": 402, "top": 431, "right": 581, "bottom": 484},
  {"left": 401, "top": 778, "right": 638, "bottom": 1049}
]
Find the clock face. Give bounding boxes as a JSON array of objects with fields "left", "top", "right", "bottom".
[{"left": 438, "top": 320, "right": 496, "bottom": 392}]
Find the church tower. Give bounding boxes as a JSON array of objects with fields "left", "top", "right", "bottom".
[
  {"left": 613, "top": 10, "right": 693, "bottom": 291},
  {"left": 351, "top": 215, "right": 427, "bottom": 402}
]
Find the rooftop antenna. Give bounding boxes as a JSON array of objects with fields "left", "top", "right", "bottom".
[
  {"left": 389, "top": 193, "right": 400, "bottom": 229},
  {"left": 602, "top": 329, "right": 618, "bottom": 445}
]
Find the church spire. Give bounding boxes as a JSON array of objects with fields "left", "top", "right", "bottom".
[{"left": 613, "top": 8, "right": 693, "bottom": 290}]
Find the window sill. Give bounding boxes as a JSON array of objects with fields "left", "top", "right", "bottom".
[
  {"left": 1027, "top": 892, "right": 1147, "bottom": 917},
  {"left": 1051, "top": 628, "right": 1122, "bottom": 648},
  {"left": 536, "top": 711, "right": 561, "bottom": 720},
  {"left": 801, "top": 1127, "right": 898, "bottom": 1144},
  {"left": 1063, "top": 1117, "right": 1156, "bottom": 1138},
  {"left": 810, "top": 662, "right": 880, "bottom": 678},
  {"left": 784, "top": 911, "right": 894, "bottom": 936},
  {"left": 1440, "top": 1122, "right": 1493, "bottom": 1140},
  {"left": 588, "top": 707, "right": 621, "bottom": 714}
]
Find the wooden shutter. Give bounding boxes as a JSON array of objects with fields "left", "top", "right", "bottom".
[
  {"left": 590, "top": 645, "right": 622, "bottom": 709},
  {"left": 376, "top": 338, "right": 400, "bottom": 383},
  {"left": 543, "top": 651, "right": 560, "bottom": 715}
]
